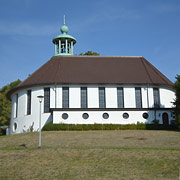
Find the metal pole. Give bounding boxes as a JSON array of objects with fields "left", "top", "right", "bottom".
[{"left": 38, "top": 100, "right": 42, "bottom": 148}]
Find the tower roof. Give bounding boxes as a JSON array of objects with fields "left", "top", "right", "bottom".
[
  {"left": 52, "top": 34, "right": 76, "bottom": 44},
  {"left": 7, "top": 56, "right": 173, "bottom": 99},
  {"left": 52, "top": 17, "right": 76, "bottom": 55}
]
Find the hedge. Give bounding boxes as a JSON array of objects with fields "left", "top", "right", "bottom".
[
  {"left": 42, "top": 122, "right": 178, "bottom": 131},
  {"left": 0, "top": 128, "right": 7, "bottom": 136}
]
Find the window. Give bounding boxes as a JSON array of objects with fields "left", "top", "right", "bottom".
[
  {"left": 153, "top": 88, "right": 160, "bottom": 108},
  {"left": 102, "top": 113, "right": 109, "bottom": 119},
  {"left": 27, "top": 90, "right": 31, "bottom": 115},
  {"left": 135, "top": 87, "right": 142, "bottom": 108},
  {"left": 99, "top": 87, "right": 106, "bottom": 108},
  {"left": 44, "top": 87, "right": 50, "bottom": 113},
  {"left": 62, "top": 87, "right": 69, "bottom": 108},
  {"left": 62, "top": 113, "right": 68, "bottom": 119},
  {"left": 81, "top": 87, "right": 87, "bottom": 108},
  {"left": 82, "top": 113, "right": 89, "bottom": 119},
  {"left": 123, "top": 113, "right": 129, "bottom": 119},
  {"left": 143, "top": 113, "right": 149, "bottom": 119},
  {"left": 15, "top": 94, "right": 18, "bottom": 118},
  {"left": 13, "top": 122, "right": 17, "bottom": 132},
  {"left": 117, "top": 87, "right": 124, "bottom": 108}
]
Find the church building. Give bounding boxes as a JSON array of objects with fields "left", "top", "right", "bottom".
[{"left": 7, "top": 21, "right": 175, "bottom": 134}]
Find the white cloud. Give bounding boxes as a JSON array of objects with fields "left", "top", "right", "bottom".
[
  {"left": 70, "top": 7, "right": 141, "bottom": 33},
  {"left": 0, "top": 21, "right": 58, "bottom": 36}
]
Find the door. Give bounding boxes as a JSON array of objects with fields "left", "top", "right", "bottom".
[{"left": 162, "top": 113, "right": 169, "bottom": 125}]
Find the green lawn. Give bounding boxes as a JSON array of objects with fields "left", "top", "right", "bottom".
[{"left": 0, "top": 130, "right": 180, "bottom": 180}]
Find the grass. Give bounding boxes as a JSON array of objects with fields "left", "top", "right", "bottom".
[{"left": 0, "top": 130, "right": 180, "bottom": 180}]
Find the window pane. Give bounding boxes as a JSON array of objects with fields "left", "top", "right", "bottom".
[
  {"left": 102, "top": 113, "right": 109, "bottom": 119},
  {"left": 99, "top": 87, "right": 106, "bottom": 108},
  {"left": 62, "top": 113, "right": 68, "bottom": 119},
  {"left": 82, "top": 113, "right": 89, "bottom": 119},
  {"left": 27, "top": 90, "right": 31, "bottom": 115},
  {"left": 15, "top": 94, "right": 18, "bottom": 118},
  {"left": 62, "top": 87, "right": 69, "bottom": 108},
  {"left": 123, "top": 113, "right": 129, "bottom": 119},
  {"left": 44, "top": 87, "right": 50, "bottom": 113},
  {"left": 135, "top": 87, "right": 142, "bottom": 108},
  {"left": 117, "top": 87, "right": 124, "bottom": 108},
  {"left": 81, "top": 87, "right": 87, "bottom": 108},
  {"left": 153, "top": 88, "right": 160, "bottom": 108}
]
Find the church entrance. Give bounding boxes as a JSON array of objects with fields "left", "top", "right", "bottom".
[{"left": 162, "top": 113, "right": 169, "bottom": 125}]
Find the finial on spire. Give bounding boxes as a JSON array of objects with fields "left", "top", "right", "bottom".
[{"left": 64, "top": 15, "right": 65, "bottom": 25}]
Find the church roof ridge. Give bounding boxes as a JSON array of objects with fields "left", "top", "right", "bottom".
[{"left": 54, "top": 55, "right": 144, "bottom": 58}]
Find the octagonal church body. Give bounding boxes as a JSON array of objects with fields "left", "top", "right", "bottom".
[{"left": 7, "top": 21, "right": 175, "bottom": 134}]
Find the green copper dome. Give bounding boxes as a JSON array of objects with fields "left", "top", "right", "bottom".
[
  {"left": 60, "top": 24, "right": 68, "bottom": 34},
  {"left": 52, "top": 16, "right": 76, "bottom": 56}
]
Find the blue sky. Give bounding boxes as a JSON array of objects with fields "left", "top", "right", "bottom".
[{"left": 0, "top": 0, "right": 180, "bottom": 88}]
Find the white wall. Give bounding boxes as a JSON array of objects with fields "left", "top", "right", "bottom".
[
  {"left": 70, "top": 87, "right": 80, "bottom": 108},
  {"left": 50, "top": 86, "right": 55, "bottom": 108},
  {"left": 17, "top": 90, "right": 26, "bottom": 117},
  {"left": 148, "top": 88, "right": 154, "bottom": 108},
  {"left": 160, "top": 88, "right": 175, "bottom": 108},
  {"left": 53, "top": 110, "right": 170, "bottom": 125},
  {"left": 10, "top": 87, "right": 52, "bottom": 134},
  {"left": 106, "top": 87, "right": 117, "bottom": 108},
  {"left": 9, "top": 85, "right": 175, "bottom": 134},
  {"left": 11, "top": 94, "right": 16, "bottom": 119},
  {"left": 141, "top": 87, "right": 148, "bottom": 108},
  {"left": 56, "top": 86, "right": 62, "bottom": 108},
  {"left": 88, "top": 87, "right": 99, "bottom": 108},
  {"left": 124, "top": 87, "right": 136, "bottom": 108}
]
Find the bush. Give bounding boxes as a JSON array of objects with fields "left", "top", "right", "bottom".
[
  {"left": 42, "top": 122, "right": 178, "bottom": 131},
  {"left": 0, "top": 128, "right": 6, "bottom": 136}
]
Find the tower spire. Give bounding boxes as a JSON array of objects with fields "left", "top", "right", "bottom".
[{"left": 52, "top": 16, "right": 76, "bottom": 56}]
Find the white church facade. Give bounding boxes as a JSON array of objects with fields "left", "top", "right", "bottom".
[{"left": 7, "top": 22, "right": 175, "bottom": 134}]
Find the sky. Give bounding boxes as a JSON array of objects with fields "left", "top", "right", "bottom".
[{"left": 0, "top": 0, "right": 180, "bottom": 88}]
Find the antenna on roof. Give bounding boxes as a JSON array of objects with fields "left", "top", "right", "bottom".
[{"left": 64, "top": 15, "right": 65, "bottom": 25}]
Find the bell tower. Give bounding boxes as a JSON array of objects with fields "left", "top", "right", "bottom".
[{"left": 52, "top": 16, "right": 76, "bottom": 56}]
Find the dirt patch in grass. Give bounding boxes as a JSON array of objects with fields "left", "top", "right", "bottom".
[{"left": 0, "top": 130, "right": 180, "bottom": 180}]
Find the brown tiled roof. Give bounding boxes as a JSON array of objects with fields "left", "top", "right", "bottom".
[{"left": 7, "top": 56, "right": 173, "bottom": 99}]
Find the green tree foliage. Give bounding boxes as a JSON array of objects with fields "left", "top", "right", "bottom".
[
  {"left": 0, "top": 79, "right": 21, "bottom": 126},
  {"left": 173, "top": 75, "right": 180, "bottom": 129},
  {"left": 79, "top": 51, "right": 99, "bottom": 56}
]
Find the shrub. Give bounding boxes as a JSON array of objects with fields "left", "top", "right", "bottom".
[
  {"left": 0, "top": 128, "right": 6, "bottom": 136},
  {"left": 152, "top": 119, "right": 159, "bottom": 124},
  {"left": 42, "top": 122, "right": 178, "bottom": 131}
]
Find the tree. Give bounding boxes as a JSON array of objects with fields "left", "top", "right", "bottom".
[
  {"left": 0, "top": 79, "right": 21, "bottom": 126},
  {"left": 173, "top": 75, "right": 180, "bottom": 129},
  {"left": 79, "top": 51, "right": 99, "bottom": 56}
]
